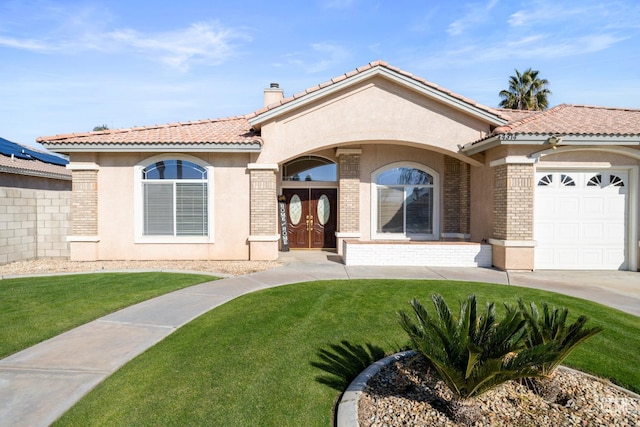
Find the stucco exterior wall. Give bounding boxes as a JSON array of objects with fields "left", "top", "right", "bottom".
[
  {"left": 72, "top": 152, "right": 252, "bottom": 261},
  {"left": 256, "top": 76, "right": 492, "bottom": 165}
]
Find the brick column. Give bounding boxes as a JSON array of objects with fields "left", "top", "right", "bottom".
[
  {"left": 489, "top": 157, "right": 536, "bottom": 270},
  {"left": 443, "top": 156, "right": 470, "bottom": 239},
  {"left": 247, "top": 163, "right": 279, "bottom": 260},
  {"left": 66, "top": 162, "right": 100, "bottom": 261},
  {"left": 336, "top": 148, "right": 361, "bottom": 255}
]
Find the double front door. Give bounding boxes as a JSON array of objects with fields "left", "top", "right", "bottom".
[{"left": 282, "top": 188, "right": 337, "bottom": 249}]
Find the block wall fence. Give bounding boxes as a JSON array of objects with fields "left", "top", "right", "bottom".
[{"left": 0, "top": 186, "right": 71, "bottom": 265}]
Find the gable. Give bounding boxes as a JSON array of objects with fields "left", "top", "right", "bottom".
[{"left": 252, "top": 66, "right": 506, "bottom": 161}]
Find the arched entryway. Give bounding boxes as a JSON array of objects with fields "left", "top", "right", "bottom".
[{"left": 281, "top": 156, "right": 338, "bottom": 249}]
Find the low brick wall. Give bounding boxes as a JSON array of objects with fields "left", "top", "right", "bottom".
[
  {"left": 0, "top": 187, "right": 71, "bottom": 264},
  {"left": 343, "top": 240, "right": 492, "bottom": 267}
]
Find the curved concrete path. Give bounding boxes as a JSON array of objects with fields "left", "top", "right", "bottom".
[{"left": 1, "top": 251, "right": 638, "bottom": 426}]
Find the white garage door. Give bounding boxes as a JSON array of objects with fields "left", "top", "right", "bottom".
[{"left": 534, "top": 170, "right": 628, "bottom": 270}]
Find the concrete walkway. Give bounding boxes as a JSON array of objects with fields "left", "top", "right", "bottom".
[{"left": 1, "top": 251, "right": 638, "bottom": 426}]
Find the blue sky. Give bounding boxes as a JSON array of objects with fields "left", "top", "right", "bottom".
[{"left": 1, "top": 0, "right": 639, "bottom": 149}]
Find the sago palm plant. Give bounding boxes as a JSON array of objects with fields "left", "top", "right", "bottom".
[
  {"left": 518, "top": 299, "right": 603, "bottom": 375},
  {"left": 398, "top": 294, "right": 557, "bottom": 424},
  {"left": 518, "top": 300, "right": 603, "bottom": 401}
]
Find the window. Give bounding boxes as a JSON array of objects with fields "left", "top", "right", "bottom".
[
  {"left": 282, "top": 156, "right": 337, "bottom": 181},
  {"left": 372, "top": 164, "right": 438, "bottom": 239},
  {"left": 141, "top": 159, "right": 209, "bottom": 237}
]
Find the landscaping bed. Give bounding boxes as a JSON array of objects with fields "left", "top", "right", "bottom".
[{"left": 358, "top": 353, "right": 639, "bottom": 426}]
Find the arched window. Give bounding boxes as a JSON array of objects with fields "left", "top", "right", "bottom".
[
  {"left": 372, "top": 164, "right": 439, "bottom": 239},
  {"left": 282, "top": 156, "right": 337, "bottom": 181},
  {"left": 141, "top": 159, "right": 209, "bottom": 237}
]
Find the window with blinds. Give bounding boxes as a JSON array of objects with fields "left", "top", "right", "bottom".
[{"left": 142, "top": 160, "right": 208, "bottom": 237}]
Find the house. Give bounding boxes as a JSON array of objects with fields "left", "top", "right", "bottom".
[
  {"left": 37, "top": 61, "right": 640, "bottom": 271},
  {"left": 0, "top": 137, "right": 71, "bottom": 264}
]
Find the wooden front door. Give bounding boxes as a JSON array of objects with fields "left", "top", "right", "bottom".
[{"left": 282, "top": 188, "right": 337, "bottom": 249}]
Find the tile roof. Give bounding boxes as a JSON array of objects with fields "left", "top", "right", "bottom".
[
  {"left": 248, "top": 60, "right": 512, "bottom": 122},
  {"left": 35, "top": 61, "right": 640, "bottom": 150},
  {"left": 492, "top": 104, "right": 640, "bottom": 136},
  {"left": 37, "top": 116, "right": 261, "bottom": 146},
  {"left": 0, "top": 144, "right": 70, "bottom": 179}
]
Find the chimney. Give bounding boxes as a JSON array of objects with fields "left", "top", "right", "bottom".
[{"left": 264, "top": 82, "right": 284, "bottom": 107}]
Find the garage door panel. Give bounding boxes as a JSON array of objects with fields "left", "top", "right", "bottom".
[
  {"left": 604, "top": 223, "right": 626, "bottom": 241},
  {"left": 582, "top": 249, "right": 604, "bottom": 265},
  {"left": 556, "top": 248, "right": 579, "bottom": 266},
  {"left": 557, "top": 223, "right": 579, "bottom": 240},
  {"left": 535, "top": 170, "right": 628, "bottom": 270},
  {"left": 582, "top": 223, "right": 603, "bottom": 240},
  {"left": 557, "top": 198, "right": 580, "bottom": 215},
  {"left": 582, "top": 197, "right": 605, "bottom": 216}
]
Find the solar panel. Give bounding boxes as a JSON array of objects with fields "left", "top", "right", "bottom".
[{"left": 0, "top": 137, "right": 68, "bottom": 166}]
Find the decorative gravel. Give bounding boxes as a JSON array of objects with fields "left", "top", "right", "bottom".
[
  {"left": 358, "top": 354, "right": 640, "bottom": 426},
  {"left": 0, "top": 259, "right": 281, "bottom": 278}
]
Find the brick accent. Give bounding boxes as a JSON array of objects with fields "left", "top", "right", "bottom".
[
  {"left": 338, "top": 152, "right": 360, "bottom": 232},
  {"left": 71, "top": 170, "right": 98, "bottom": 236},
  {"left": 0, "top": 186, "right": 70, "bottom": 264},
  {"left": 443, "top": 156, "right": 470, "bottom": 236},
  {"left": 250, "top": 169, "right": 277, "bottom": 235},
  {"left": 492, "top": 163, "right": 534, "bottom": 240}
]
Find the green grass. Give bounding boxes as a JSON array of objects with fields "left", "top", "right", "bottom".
[
  {"left": 55, "top": 279, "right": 640, "bottom": 427},
  {"left": 0, "top": 272, "right": 216, "bottom": 358}
]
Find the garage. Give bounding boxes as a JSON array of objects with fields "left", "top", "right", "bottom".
[{"left": 534, "top": 170, "right": 628, "bottom": 270}]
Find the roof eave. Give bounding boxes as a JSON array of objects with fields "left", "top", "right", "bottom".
[
  {"left": 41, "top": 142, "right": 263, "bottom": 153},
  {"left": 461, "top": 133, "right": 640, "bottom": 156},
  {"left": 0, "top": 165, "right": 72, "bottom": 181},
  {"left": 249, "top": 66, "right": 508, "bottom": 128}
]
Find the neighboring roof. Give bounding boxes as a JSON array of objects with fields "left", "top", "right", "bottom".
[
  {"left": 37, "top": 116, "right": 262, "bottom": 152},
  {"left": 0, "top": 137, "right": 67, "bottom": 166},
  {"left": 248, "top": 60, "right": 511, "bottom": 126},
  {"left": 0, "top": 137, "right": 70, "bottom": 180},
  {"left": 492, "top": 104, "right": 640, "bottom": 136}
]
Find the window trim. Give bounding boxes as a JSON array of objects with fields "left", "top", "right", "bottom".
[
  {"left": 134, "top": 154, "right": 214, "bottom": 244},
  {"left": 370, "top": 162, "right": 440, "bottom": 241}
]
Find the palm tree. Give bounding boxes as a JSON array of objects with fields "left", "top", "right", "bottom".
[{"left": 499, "top": 68, "right": 551, "bottom": 110}]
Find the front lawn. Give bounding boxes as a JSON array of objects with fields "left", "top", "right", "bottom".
[
  {"left": 55, "top": 279, "right": 640, "bottom": 426},
  {"left": 0, "top": 272, "right": 216, "bottom": 358}
]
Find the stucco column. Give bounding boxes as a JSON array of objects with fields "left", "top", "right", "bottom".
[
  {"left": 442, "top": 156, "right": 470, "bottom": 240},
  {"left": 247, "top": 163, "right": 279, "bottom": 260},
  {"left": 335, "top": 148, "right": 362, "bottom": 255},
  {"left": 489, "top": 157, "right": 536, "bottom": 270},
  {"left": 66, "top": 162, "right": 100, "bottom": 261}
]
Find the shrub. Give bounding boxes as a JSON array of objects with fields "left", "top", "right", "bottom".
[
  {"left": 518, "top": 299, "right": 603, "bottom": 376},
  {"left": 398, "top": 294, "right": 557, "bottom": 424}
]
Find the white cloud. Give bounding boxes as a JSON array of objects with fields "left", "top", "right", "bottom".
[
  {"left": 447, "top": 0, "right": 499, "bottom": 36},
  {"left": 0, "top": 20, "right": 250, "bottom": 71},
  {"left": 0, "top": 36, "right": 49, "bottom": 51},
  {"left": 107, "top": 23, "right": 249, "bottom": 71},
  {"left": 287, "top": 42, "right": 350, "bottom": 73}
]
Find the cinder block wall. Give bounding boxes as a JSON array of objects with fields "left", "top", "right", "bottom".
[{"left": 0, "top": 187, "right": 71, "bottom": 265}]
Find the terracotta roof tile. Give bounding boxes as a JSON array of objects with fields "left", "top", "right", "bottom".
[
  {"left": 38, "top": 116, "right": 261, "bottom": 146},
  {"left": 493, "top": 104, "right": 640, "bottom": 136},
  {"left": 249, "top": 60, "right": 511, "bottom": 122}
]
